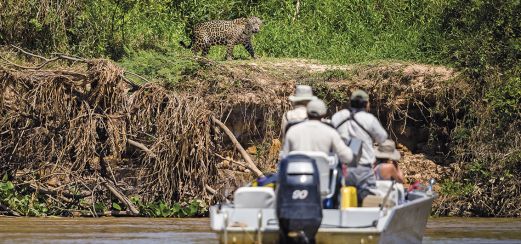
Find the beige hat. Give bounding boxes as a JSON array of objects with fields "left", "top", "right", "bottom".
[
  {"left": 350, "top": 89, "right": 369, "bottom": 102},
  {"left": 374, "top": 139, "right": 401, "bottom": 161},
  {"left": 289, "top": 85, "right": 317, "bottom": 102},
  {"left": 307, "top": 99, "right": 327, "bottom": 117}
]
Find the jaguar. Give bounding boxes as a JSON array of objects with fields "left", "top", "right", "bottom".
[{"left": 179, "top": 16, "right": 262, "bottom": 60}]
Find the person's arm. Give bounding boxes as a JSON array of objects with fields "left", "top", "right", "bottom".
[
  {"left": 281, "top": 112, "right": 288, "bottom": 138},
  {"left": 331, "top": 132, "right": 353, "bottom": 164},
  {"left": 369, "top": 115, "right": 388, "bottom": 144},
  {"left": 282, "top": 133, "right": 291, "bottom": 156}
]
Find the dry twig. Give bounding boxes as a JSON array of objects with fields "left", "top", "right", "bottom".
[
  {"left": 101, "top": 178, "right": 139, "bottom": 215},
  {"left": 211, "top": 116, "right": 264, "bottom": 178}
]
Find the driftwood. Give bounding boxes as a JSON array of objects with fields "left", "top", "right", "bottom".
[
  {"left": 211, "top": 116, "right": 264, "bottom": 178},
  {"left": 205, "top": 184, "right": 217, "bottom": 195},
  {"left": 127, "top": 139, "right": 158, "bottom": 158},
  {"left": 28, "top": 182, "right": 91, "bottom": 199},
  {"left": 100, "top": 178, "right": 139, "bottom": 215},
  {"left": 0, "top": 203, "right": 21, "bottom": 216}
]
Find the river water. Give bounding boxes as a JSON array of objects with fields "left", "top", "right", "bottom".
[{"left": 0, "top": 217, "right": 520, "bottom": 243}]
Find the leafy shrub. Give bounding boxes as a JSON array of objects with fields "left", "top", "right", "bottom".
[
  {"left": 130, "top": 196, "right": 208, "bottom": 217},
  {"left": 118, "top": 50, "right": 200, "bottom": 84},
  {"left": 0, "top": 175, "right": 49, "bottom": 216}
]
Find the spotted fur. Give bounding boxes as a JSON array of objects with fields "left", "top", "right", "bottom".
[{"left": 180, "top": 17, "right": 262, "bottom": 60}]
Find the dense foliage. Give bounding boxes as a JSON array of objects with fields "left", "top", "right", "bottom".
[
  {"left": 0, "top": 0, "right": 446, "bottom": 62},
  {"left": 432, "top": 0, "right": 521, "bottom": 216},
  {"left": 1, "top": 0, "right": 520, "bottom": 216}
]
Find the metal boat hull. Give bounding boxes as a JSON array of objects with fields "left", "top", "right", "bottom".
[
  {"left": 211, "top": 195, "right": 434, "bottom": 244},
  {"left": 216, "top": 230, "right": 381, "bottom": 244}
]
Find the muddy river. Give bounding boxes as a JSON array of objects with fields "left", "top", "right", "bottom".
[{"left": 0, "top": 217, "right": 520, "bottom": 243}]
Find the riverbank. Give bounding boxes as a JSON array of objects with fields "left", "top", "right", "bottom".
[{"left": 1, "top": 48, "right": 519, "bottom": 217}]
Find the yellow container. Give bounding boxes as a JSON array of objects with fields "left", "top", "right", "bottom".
[{"left": 340, "top": 186, "right": 358, "bottom": 209}]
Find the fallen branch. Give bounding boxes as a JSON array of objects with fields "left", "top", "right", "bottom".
[
  {"left": 6, "top": 45, "right": 87, "bottom": 70},
  {"left": 125, "top": 71, "right": 150, "bottom": 83},
  {"left": 10, "top": 44, "right": 49, "bottom": 60},
  {"left": 121, "top": 76, "right": 142, "bottom": 91},
  {"left": 0, "top": 203, "right": 21, "bottom": 216},
  {"left": 28, "top": 182, "right": 91, "bottom": 199},
  {"left": 100, "top": 178, "right": 140, "bottom": 215},
  {"left": 205, "top": 184, "right": 217, "bottom": 195},
  {"left": 211, "top": 116, "right": 264, "bottom": 178},
  {"left": 127, "top": 139, "right": 158, "bottom": 158}
]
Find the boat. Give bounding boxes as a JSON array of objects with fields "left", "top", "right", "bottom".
[{"left": 210, "top": 151, "right": 436, "bottom": 244}]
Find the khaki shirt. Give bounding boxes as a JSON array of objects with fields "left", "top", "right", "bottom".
[
  {"left": 281, "top": 105, "right": 307, "bottom": 138},
  {"left": 282, "top": 120, "right": 353, "bottom": 164},
  {"left": 331, "top": 109, "right": 387, "bottom": 166}
]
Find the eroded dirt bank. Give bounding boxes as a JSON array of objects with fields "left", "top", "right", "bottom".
[{"left": 1, "top": 53, "right": 470, "bottom": 216}]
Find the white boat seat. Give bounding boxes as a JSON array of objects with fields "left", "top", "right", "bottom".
[
  {"left": 234, "top": 187, "right": 275, "bottom": 208},
  {"left": 287, "top": 151, "right": 339, "bottom": 199}
]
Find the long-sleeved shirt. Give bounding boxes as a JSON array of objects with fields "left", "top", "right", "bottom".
[
  {"left": 280, "top": 105, "right": 307, "bottom": 138},
  {"left": 331, "top": 109, "right": 387, "bottom": 166},
  {"left": 282, "top": 120, "right": 353, "bottom": 164}
]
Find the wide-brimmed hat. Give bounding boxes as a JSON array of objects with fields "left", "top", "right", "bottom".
[
  {"left": 289, "top": 85, "right": 317, "bottom": 102},
  {"left": 374, "top": 139, "right": 401, "bottom": 161},
  {"left": 307, "top": 99, "right": 327, "bottom": 117}
]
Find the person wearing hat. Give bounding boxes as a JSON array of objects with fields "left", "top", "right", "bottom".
[
  {"left": 281, "top": 85, "right": 317, "bottom": 139},
  {"left": 331, "top": 89, "right": 388, "bottom": 166},
  {"left": 331, "top": 89, "right": 388, "bottom": 202},
  {"left": 374, "top": 139, "right": 405, "bottom": 183},
  {"left": 282, "top": 99, "right": 353, "bottom": 164}
]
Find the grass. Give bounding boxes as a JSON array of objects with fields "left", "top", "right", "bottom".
[{"left": 118, "top": 49, "right": 200, "bottom": 84}]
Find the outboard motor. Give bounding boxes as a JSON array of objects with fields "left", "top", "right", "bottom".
[{"left": 277, "top": 154, "right": 322, "bottom": 244}]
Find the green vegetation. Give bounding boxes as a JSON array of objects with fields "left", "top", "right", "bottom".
[
  {"left": 131, "top": 197, "right": 208, "bottom": 217},
  {"left": 0, "top": 175, "right": 49, "bottom": 216},
  {"left": 118, "top": 50, "right": 200, "bottom": 83},
  {"left": 1, "top": 0, "right": 520, "bottom": 217},
  {"left": 440, "top": 180, "right": 473, "bottom": 197},
  {"left": 0, "top": 0, "right": 449, "bottom": 63},
  {"left": 0, "top": 174, "right": 206, "bottom": 217}
]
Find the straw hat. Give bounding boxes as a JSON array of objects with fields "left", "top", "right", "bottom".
[
  {"left": 307, "top": 99, "right": 327, "bottom": 117},
  {"left": 289, "top": 85, "right": 317, "bottom": 102},
  {"left": 374, "top": 139, "right": 401, "bottom": 161}
]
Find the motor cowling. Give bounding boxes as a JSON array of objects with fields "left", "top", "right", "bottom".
[{"left": 277, "top": 154, "right": 322, "bottom": 244}]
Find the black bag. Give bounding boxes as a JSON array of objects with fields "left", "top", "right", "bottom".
[{"left": 344, "top": 137, "right": 363, "bottom": 167}]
